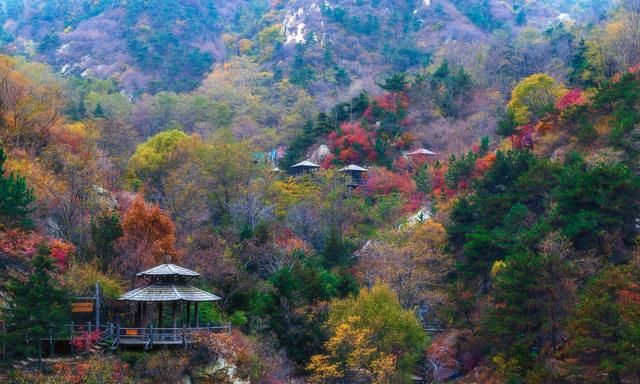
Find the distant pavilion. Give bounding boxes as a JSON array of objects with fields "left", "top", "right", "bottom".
[
  {"left": 290, "top": 160, "right": 320, "bottom": 175},
  {"left": 406, "top": 148, "right": 437, "bottom": 157},
  {"left": 338, "top": 164, "right": 368, "bottom": 187}
]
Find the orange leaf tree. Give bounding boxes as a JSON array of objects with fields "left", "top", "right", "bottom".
[{"left": 116, "top": 195, "right": 179, "bottom": 282}]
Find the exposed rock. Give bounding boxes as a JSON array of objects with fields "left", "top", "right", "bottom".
[
  {"left": 309, "top": 144, "right": 330, "bottom": 164},
  {"left": 191, "top": 358, "right": 249, "bottom": 384}
]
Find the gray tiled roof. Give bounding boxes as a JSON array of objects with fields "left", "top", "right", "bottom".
[
  {"left": 119, "top": 284, "right": 221, "bottom": 302},
  {"left": 136, "top": 264, "right": 200, "bottom": 277},
  {"left": 339, "top": 164, "right": 368, "bottom": 172},
  {"left": 291, "top": 160, "right": 320, "bottom": 168},
  {"left": 406, "top": 148, "right": 437, "bottom": 156}
]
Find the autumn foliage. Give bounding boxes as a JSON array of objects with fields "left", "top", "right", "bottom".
[
  {"left": 556, "top": 88, "right": 587, "bottom": 110},
  {"left": 328, "top": 122, "right": 377, "bottom": 164},
  {"left": 364, "top": 167, "right": 416, "bottom": 196},
  {"left": 116, "top": 195, "right": 179, "bottom": 280}
]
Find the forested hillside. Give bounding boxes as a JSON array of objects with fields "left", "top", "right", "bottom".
[{"left": 1, "top": 0, "right": 640, "bottom": 383}]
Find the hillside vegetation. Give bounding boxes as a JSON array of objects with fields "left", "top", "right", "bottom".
[{"left": 1, "top": 0, "right": 640, "bottom": 383}]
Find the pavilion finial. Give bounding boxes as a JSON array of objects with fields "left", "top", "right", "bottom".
[{"left": 164, "top": 254, "right": 171, "bottom": 264}]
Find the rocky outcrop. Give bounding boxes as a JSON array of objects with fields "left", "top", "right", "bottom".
[{"left": 191, "top": 358, "right": 249, "bottom": 384}]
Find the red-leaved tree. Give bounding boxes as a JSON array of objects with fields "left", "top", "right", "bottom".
[
  {"left": 328, "top": 122, "right": 377, "bottom": 164},
  {"left": 364, "top": 167, "right": 416, "bottom": 197},
  {"left": 556, "top": 89, "right": 587, "bottom": 110}
]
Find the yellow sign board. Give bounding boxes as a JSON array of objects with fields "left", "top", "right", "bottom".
[{"left": 72, "top": 302, "right": 94, "bottom": 313}]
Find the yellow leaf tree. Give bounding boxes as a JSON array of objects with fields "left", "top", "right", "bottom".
[{"left": 507, "top": 73, "right": 564, "bottom": 125}]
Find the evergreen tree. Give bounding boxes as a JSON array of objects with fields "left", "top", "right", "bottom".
[
  {"left": 568, "top": 39, "right": 590, "bottom": 86},
  {"left": 497, "top": 109, "right": 517, "bottom": 137},
  {"left": 567, "top": 266, "right": 640, "bottom": 383},
  {"left": 376, "top": 72, "right": 407, "bottom": 92},
  {"left": 1, "top": 246, "right": 71, "bottom": 359},
  {"left": 323, "top": 227, "right": 348, "bottom": 267},
  {"left": 0, "top": 146, "right": 35, "bottom": 228},
  {"left": 553, "top": 160, "right": 640, "bottom": 252},
  {"left": 415, "top": 163, "right": 432, "bottom": 194},
  {"left": 316, "top": 112, "right": 335, "bottom": 135},
  {"left": 479, "top": 136, "right": 490, "bottom": 155},
  {"left": 335, "top": 67, "right": 351, "bottom": 88},
  {"left": 281, "top": 120, "right": 316, "bottom": 167},
  {"left": 90, "top": 211, "right": 124, "bottom": 270},
  {"left": 93, "top": 103, "right": 105, "bottom": 117}
]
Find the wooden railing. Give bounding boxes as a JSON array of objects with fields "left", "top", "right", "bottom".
[
  {"left": 113, "top": 324, "right": 231, "bottom": 349},
  {"left": 2, "top": 322, "right": 232, "bottom": 356}
]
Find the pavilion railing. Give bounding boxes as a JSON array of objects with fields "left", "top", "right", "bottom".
[
  {"left": 113, "top": 323, "right": 232, "bottom": 349},
  {"left": 2, "top": 322, "right": 232, "bottom": 355}
]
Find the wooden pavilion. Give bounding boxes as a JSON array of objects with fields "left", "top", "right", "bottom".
[
  {"left": 290, "top": 160, "right": 320, "bottom": 175},
  {"left": 116, "top": 263, "right": 224, "bottom": 348},
  {"left": 338, "top": 164, "right": 368, "bottom": 187},
  {"left": 406, "top": 148, "right": 437, "bottom": 157}
]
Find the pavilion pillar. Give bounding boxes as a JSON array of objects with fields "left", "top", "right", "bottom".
[
  {"left": 136, "top": 302, "right": 142, "bottom": 327},
  {"left": 172, "top": 302, "right": 177, "bottom": 329},
  {"left": 158, "top": 302, "right": 163, "bottom": 328},
  {"left": 186, "top": 302, "right": 191, "bottom": 327},
  {"left": 142, "top": 302, "right": 147, "bottom": 327},
  {"left": 195, "top": 302, "right": 199, "bottom": 328}
]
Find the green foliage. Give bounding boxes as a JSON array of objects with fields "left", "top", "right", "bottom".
[
  {"left": 567, "top": 265, "right": 640, "bottom": 383},
  {"left": 445, "top": 151, "right": 477, "bottom": 189},
  {"left": 322, "top": 227, "right": 354, "bottom": 268},
  {"left": 249, "top": 262, "right": 357, "bottom": 363},
  {"left": 90, "top": 211, "right": 123, "bottom": 270},
  {"left": 568, "top": 39, "right": 593, "bottom": 87},
  {"left": 497, "top": 109, "right": 517, "bottom": 137},
  {"left": 449, "top": 151, "right": 560, "bottom": 279},
  {"left": 0, "top": 146, "right": 35, "bottom": 228},
  {"left": 377, "top": 72, "right": 408, "bottom": 92},
  {"left": 327, "top": 284, "right": 428, "bottom": 377},
  {"left": 321, "top": 5, "right": 381, "bottom": 35},
  {"left": 508, "top": 74, "right": 562, "bottom": 125},
  {"left": 334, "top": 67, "right": 351, "bottom": 87},
  {"left": 128, "top": 129, "right": 190, "bottom": 185},
  {"left": 123, "top": 0, "right": 219, "bottom": 92},
  {"left": 415, "top": 163, "right": 432, "bottom": 194},
  {"left": 479, "top": 136, "right": 490, "bottom": 155},
  {"left": 454, "top": 0, "right": 499, "bottom": 31},
  {"left": 595, "top": 73, "right": 640, "bottom": 145},
  {"left": 281, "top": 120, "right": 317, "bottom": 168},
  {"left": 429, "top": 60, "right": 473, "bottom": 117},
  {"left": 290, "top": 45, "right": 316, "bottom": 87},
  {"left": 1, "top": 246, "right": 71, "bottom": 358},
  {"left": 553, "top": 159, "right": 640, "bottom": 252},
  {"left": 485, "top": 245, "right": 573, "bottom": 377}
]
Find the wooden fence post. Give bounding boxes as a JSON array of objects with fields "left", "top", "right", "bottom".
[
  {"left": 149, "top": 324, "right": 154, "bottom": 349},
  {"left": 2, "top": 322, "right": 6, "bottom": 361},
  {"left": 49, "top": 324, "right": 54, "bottom": 357},
  {"left": 115, "top": 323, "right": 120, "bottom": 348},
  {"left": 95, "top": 283, "right": 101, "bottom": 331}
]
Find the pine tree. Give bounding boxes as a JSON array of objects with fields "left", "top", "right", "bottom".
[
  {"left": 1, "top": 246, "right": 71, "bottom": 359},
  {"left": 323, "top": 227, "right": 347, "bottom": 267},
  {"left": 90, "top": 211, "right": 123, "bottom": 270},
  {"left": 568, "top": 39, "right": 590, "bottom": 86},
  {"left": 377, "top": 72, "right": 407, "bottom": 92},
  {"left": 0, "top": 146, "right": 35, "bottom": 228},
  {"left": 415, "top": 163, "right": 431, "bottom": 194},
  {"left": 93, "top": 103, "right": 105, "bottom": 117},
  {"left": 479, "top": 136, "right": 490, "bottom": 155}
]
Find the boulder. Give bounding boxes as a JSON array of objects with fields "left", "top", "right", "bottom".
[
  {"left": 191, "top": 358, "right": 249, "bottom": 384},
  {"left": 309, "top": 144, "right": 330, "bottom": 164}
]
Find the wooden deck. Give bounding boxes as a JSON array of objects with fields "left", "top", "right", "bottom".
[
  {"left": 111, "top": 325, "right": 231, "bottom": 349},
  {"left": 10, "top": 323, "right": 232, "bottom": 353}
]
